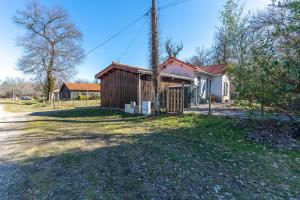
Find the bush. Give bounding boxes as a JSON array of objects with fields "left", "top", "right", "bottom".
[
  {"left": 88, "top": 95, "right": 100, "bottom": 100},
  {"left": 33, "top": 96, "right": 43, "bottom": 102},
  {"left": 22, "top": 101, "right": 37, "bottom": 105},
  {"left": 75, "top": 95, "right": 87, "bottom": 100}
]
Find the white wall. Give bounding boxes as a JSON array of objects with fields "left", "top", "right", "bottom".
[
  {"left": 212, "top": 76, "right": 222, "bottom": 101},
  {"left": 197, "top": 76, "right": 209, "bottom": 100},
  {"left": 161, "top": 61, "right": 230, "bottom": 103},
  {"left": 211, "top": 75, "right": 231, "bottom": 103},
  {"left": 222, "top": 74, "right": 230, "bottom": 102},
  {"left": 160, "top": 62, "right": 195, "bottom": 78}
]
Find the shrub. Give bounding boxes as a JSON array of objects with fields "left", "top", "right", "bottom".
[
  {"left": 89, "top": 95, "right": 100, "bottom": 100},
  {"left": 75, "top": 95, "right": 87, "bottom": 100}
]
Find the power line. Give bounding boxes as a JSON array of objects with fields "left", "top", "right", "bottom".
[
  {"left": 158, "top": 0, "right": 191, "bottom": 10},
  {"left": 85, "top": 9, "right": 151, "bottom": 56},
  {"left": 116, "top": 19, "right": 148, "bottom": 62},
  {"left": 85, "top": 0, "right": 191, "bottom": 56}
]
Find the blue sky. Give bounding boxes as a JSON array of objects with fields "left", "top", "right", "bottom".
[{"left": 0, "top": 0, "right": 271, "bottom": 82}]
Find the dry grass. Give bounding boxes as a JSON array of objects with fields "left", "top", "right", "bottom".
[{"left": 1, "top": 100, "right": 100, "bottom": 113}]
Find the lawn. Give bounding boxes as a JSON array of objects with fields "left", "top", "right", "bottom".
[
  {"left": 4, "top": 105, "right": 300, "bottom": 199},
  {"left": 0, "top": 99, "right": 100, "bottom": 112}
]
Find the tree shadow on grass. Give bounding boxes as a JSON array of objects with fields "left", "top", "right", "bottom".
[
  {"left": 3, "top": 107, "right": 299, "bottom": 199},
  {"left": 7, "top": 124, "right": 300, "bottom": 199},
  {"left": 0, "top": 107, "right": 146, "bottom": 124},
  {"left": 0, "top": 117, "right": 144, "bottom": 124},
  {"left": 29, "top": 107, "right": 136, "bottom": 119},
  {"left": 11, "top": 131, "right": 213, "bottom": 199}
]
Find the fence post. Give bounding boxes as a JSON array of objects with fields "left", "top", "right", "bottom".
[
  {"left": 96, "top": 92, "right": 98, "bottom": 105},
  {"left": 181, "top": 83, "right": 184, "bottom": 114},
  {"left": 86, "top": 91, "right": 88, "bottom": 106},
  {"left": 53, "top": 97, "right": 56, "bottom": 110},
  {"left": 166, "top": 89, "right": 169, "bottom": 113},
  {"left": 72, "top": 92, "right": 75, "bottom": 107},
  {"left": 208, "top": 78, "right": 212, "bottom": 115}
]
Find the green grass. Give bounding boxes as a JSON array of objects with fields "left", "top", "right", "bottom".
[
  {"left": 1, "top": 99, "right": 100, "bottom": 112},
  {"left": 5, "top": 105, "right": 300, "bottom": 199}
]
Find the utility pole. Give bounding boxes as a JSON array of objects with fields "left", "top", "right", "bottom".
[{"left": 151, "top": 0, "right": 160, "bottom": 116}]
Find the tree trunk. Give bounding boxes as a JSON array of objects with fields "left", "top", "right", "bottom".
[
  {"left": 47, "top": 71, "right": 55, "bottom": 101},
  {"left": 151, "top": 0, "right": 160, "bottom": 116},
  {"left": 47, "top": 44, "right": 55, "bottom": 101},
  {"left": 208, "top": 78, "right": 212, "bottom": 115},
  {"left": 261, "top": 101, "right": 264, "bottom": 117}
]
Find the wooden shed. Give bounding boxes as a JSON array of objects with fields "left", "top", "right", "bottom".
[
  {"left": 59, "top": 83, "right": 101, "bottom": 100},
  {"left": 95, "top": 62, "right": 193, "bottom": 109}
]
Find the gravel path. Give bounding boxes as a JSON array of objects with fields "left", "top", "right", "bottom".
[
  {"left": 185, "top": 104, "right": 300, "bottom": 122},
  {"left": 0, "top": 105, "right": 28, "bottom": 199}
]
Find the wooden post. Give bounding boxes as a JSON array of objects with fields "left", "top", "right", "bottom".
[
  {"left": 166, "top": 88, "right": 169, "bottom": 113},
  {"left": 86, "top": 91, "right": 88, "bottom": 106},
  {"left": 138, "top": 74, "right": 142, "bottom": 113},
  {"left": 261, "top": 101, "right": 264, "bottom": 117},
  {"left": 99, "top": 92, "right": 101, "bottom": 106},
  {"left": 72, "top": 92, "right": 75, "bottom": 107},
  {"left": 96, "top": 92, "right": 98, "bottom": 105},
  {"left": 181, "top": 83, "right": 184, "bottom": 113},
  {"left": 53, "top": 96, "right": 56, "bottom": 109},
  {"left": 208, "top": 78, "right": 212, "bottom": 115},
  {"left": 151, "top": 0, "right": 160, "bottom": 116},
  {"left": 199, "top": 76, "right": 202, "bottom": 105}
]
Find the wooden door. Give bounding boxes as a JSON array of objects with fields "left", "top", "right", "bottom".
[{"left": 166, "top": 86, "right": 184, "bottom": 113}]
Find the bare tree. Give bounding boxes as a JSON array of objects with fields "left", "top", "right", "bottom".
[
  {"left": 0, "top": 77, "right": 42, "bottom": 98},
  {"left": 13, "top": 1, "right": 85, "bottom": 101},
  {"left": 75, "top": 79, "right": 90, "bottom": 83},
  {"left": 151, "top": 0, "right": 160, "bottom": 116},
  {"left": 212, "top": 28, "right": 231, "bottom": 65},
  {"left": 164, "top": 38, "right": 183, "bottom": 58},
  {"left": 188, "top": 47, "right": 213, "bottom": 66}
]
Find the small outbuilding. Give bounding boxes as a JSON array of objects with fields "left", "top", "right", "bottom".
[
  {"left": 59, "top": 83, "right": 101, "bottom": 100},
  {"left": 95, "top": 62, "right": 193, "bottom": 109}
]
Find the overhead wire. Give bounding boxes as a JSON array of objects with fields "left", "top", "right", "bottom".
[
  {"left": 116, "top": 19, "right": 148, "bottom": 62},
  {"left": 158, "top": 0, "right": 191, "bottom": 10},
  {"left": 85, "top": 9, "right": 151, "bottom": 56},
  {"left": 85, "top": 0, "right": 191, "bottom": 57}
]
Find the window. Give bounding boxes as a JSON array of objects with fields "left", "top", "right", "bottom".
[{"left": 224, "top": 82, "right": 228, "bottom": 96}]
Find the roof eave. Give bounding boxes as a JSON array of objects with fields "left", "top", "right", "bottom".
[
  {"left": 195, "top": 70, "right": 215, "bottom": 77},
  {"left": 138, "top": 69, "right": 194, "bottom": 81}
]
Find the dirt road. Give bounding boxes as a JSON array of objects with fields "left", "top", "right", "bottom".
[{"left": 0, "top": 105, "right": 28, "bottom": 199}]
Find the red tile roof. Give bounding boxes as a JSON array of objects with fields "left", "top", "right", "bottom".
[
  {"left": 95, "top": 62, "right": 194, "bottom": 81},
  {"left": 197, "top": 64, "right": 226, "bottom": 75},
  {"left": 95, "top": 58, "right": 226, "bottom": 79},
  {"left": 160, "top": 57, "right": 226, "bottom": 75},
  {"left": 64, "top": 83, "right": 101, "bottom": 92},
  {"left": 160, "top": 57, "right": 198, "bottom": 70}
]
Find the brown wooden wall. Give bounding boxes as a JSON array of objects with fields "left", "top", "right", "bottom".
[
  {"left": 139, "top": 74, "right": 191, "bottom": 108},
  {"left": 101, "top": 70, "right": 191, "bottom": 109},
  {"left": 101, "top": 69, "right": 138, "bottom": 108}
]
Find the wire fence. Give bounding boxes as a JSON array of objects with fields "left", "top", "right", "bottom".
[{"left": 52, "top": 99, "right": 101, "bottom": 110}]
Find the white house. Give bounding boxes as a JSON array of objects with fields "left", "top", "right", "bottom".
[{"left": 160, "top": 57, "right": 230, "bottom": 104}]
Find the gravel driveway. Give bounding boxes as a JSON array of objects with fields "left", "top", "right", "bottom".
[
  {"left": 0, "top": 105, "right": 28, "bottom": 199},
  {"left": 185, "top": 104, "right": 299, "bottom": 122}
]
